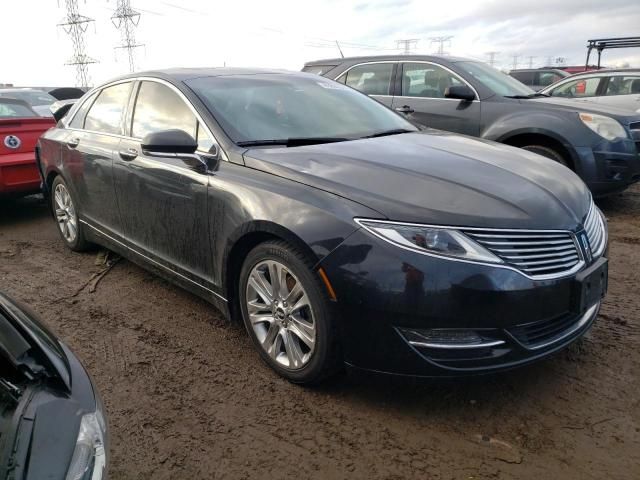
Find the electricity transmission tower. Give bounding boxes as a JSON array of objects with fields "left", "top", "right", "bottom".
[
  {"left": 486, "top": 51, "right": 500, "bottom": 67},
  {"left": 396, "top": 39, "right": 419, "bottom": 54},
  {"left": 111, "top": 0, "right": 143, "bottom": 72},
  {"left": 511, "top": 54, "right": 522, "bottom": 70},
  {"left": 527, "top": 56, "right": 537, "bottom": 68},
  {"left": 57, "top": 0, "right": 97, "bottom": 87},
  {"left": 429, "top": 36, "right": 453, "bottom": 55}
]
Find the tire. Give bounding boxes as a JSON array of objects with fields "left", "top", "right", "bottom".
[
  {"left": 239, "top": 240, "right": 341, "bottom": 384},
  {"left": 50, "top": 176, "right": 90, "bottom": 252},
  {"left": 520, "top": 145, "right": 569, "bottom": 167}
]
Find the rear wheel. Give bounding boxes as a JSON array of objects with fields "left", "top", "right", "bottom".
[
  {"left": 239, "top": 240, "right": 341, "bottom": 384},
  {"left": 51, "top": 176, "right": 89, "bottom": 251},
  {"left": 520, "top": 144, "right": 568, "bottom": 167}
]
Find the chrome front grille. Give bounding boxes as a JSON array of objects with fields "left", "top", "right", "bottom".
[
  {"left": 464, "top": 229, "right": 581, "bottom": 279},
  {"left": 583, "top": 203, "right": 606, "bottom": 258}
]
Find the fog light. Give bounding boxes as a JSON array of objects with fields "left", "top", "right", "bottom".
[{"left": 399, "top": 328, "right": 505, "bottom": 349}]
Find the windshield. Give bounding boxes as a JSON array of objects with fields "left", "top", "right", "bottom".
[
  {"left": 456, "top": 62, "right": 535, "bottom": 97},
  {"left": 0, "top": 90, "right": 56, "bottom": 106},
  {"left": 186, "top": 74, "right": 416, "bottom": 144}
]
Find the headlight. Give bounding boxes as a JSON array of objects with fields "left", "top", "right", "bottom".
[
  {"left": 356, "top": 219, "right": 503, "bottom": 264},
  {"left": 579, "top": 113, "right": 628, "bottom": 141},
  {"left": 65, "top": 409, "right": 107, "bottom": 480}
]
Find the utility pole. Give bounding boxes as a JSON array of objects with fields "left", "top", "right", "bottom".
[
  {"left": 429, "top": 36, "right": 453, "bottom": 55},
  {"left": 527, "top": 56, "right": 537, "bottom": 68},
  {"left": 111, "top": 0, "right": 143, "bottom": 72},
  {"left": 511, "top": 54, "right": 521, "bottom": 70},
  {"left": 486, "top": 51, "right": 500, "bottom": 67},
  {"left": 396, "top": 39, "right": 419, "bottom": 55},
  {"left": 57, "top": 0, "right": 97, "bottom": 88},
  {"left": 335, "top": 40, "right": 344, "bottom": 58}
]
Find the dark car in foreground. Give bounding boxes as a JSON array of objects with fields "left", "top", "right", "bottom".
[
  {"left": 37, "top": 68, "right": 608, "bottom": 383},
  {"left": 509, "top": 68, "right": 569, "bottom": 91},
  {"left": 0, "top": 292, "right": 107, "bottom": 479},
  {"left": 304, "top": 55, "right": 640, "bottom": 197}
]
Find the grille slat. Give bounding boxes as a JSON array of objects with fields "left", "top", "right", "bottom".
[
  {"left": 583, "top": 204, "right": 606, "bottom": 257},
  {"left": 464, "top": 229, "right": 581, "bottom": 278}
]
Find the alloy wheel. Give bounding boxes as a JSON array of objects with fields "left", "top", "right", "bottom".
[
  {"left": 54, "top": 183, "right": 78, "bottom": 243},
  {"left": 246, "top": 260, "right": 316, "bottom": 370}
]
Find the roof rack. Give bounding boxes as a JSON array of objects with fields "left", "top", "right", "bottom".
[{"left": 586, "top": 37, "right": 640, "bottom": 68}]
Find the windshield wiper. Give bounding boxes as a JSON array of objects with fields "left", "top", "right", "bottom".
[
  {"left": 237, "top": 137, "right": 350, "bottom": 148},
  {"left": 361, "top": 128, "right": 415, "bottom": 139}
]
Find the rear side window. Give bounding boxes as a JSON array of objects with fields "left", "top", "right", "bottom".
[
  {"left": 69, "top": 91, "right": 98, "bottom": 129},
  {"left": 84, "top": 82, "right": 132, "bottom": 134},
  {"left": 338, "top": 63, "right": 393, "bottom": 96},
  {"left": 0, "top": 101, "right": 37, "bottom": 118},
  {"left": 302, "top": 65, "right": 336, "bottom": 76},
  {"left": 604, "top": 76, "right": 640, "bottom": 96},
  {"left": 536, "top": 72, "right": 563, "bottom": 88}
]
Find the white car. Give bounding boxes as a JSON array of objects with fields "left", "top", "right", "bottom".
[{"left": 540, "top": 69, "right": 640, "bottom": 112}]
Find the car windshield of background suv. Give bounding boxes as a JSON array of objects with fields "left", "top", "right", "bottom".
[{"left": 187, "top": 74, "right": 416, "bottom": 143}]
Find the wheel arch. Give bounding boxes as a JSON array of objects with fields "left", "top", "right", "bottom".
[
  {"left": 495, "top": 128, "right": 579, "bottom": 170},
  {"left": 223, "top": 221, "right": 321, "bottom": 322}
]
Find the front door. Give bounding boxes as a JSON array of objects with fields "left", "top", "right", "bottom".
[
  {"left": 392, "top": 62, "right": 481, "bottom": 136},
  {"left": 113, "top": 80, "right": 217, "bottom": 283}
]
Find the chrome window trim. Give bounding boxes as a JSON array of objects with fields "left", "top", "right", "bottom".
[
  {"left": 397, "top": 60, "right": 480, "bottom": 102},
  {"left": 64, "top": 76, "right": 228, "bottom": 161},
  {"left": 354, "top": 217, "right": 587, "bottom": 281},
  {"left": 407, "top": 338, "right": 506, "bottom": 349},
  {"left": 81, "top": 220, "right": 227, "bottom": 302}
]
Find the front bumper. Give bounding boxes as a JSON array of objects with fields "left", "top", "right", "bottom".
[
  {"left": 574, "top": 137, "right": 640, "bottom": 197},
  {"left": 0, "top": 152, "right": 41, "bottom": 195},
  {"left": 320, "top": 228, "right": 606, "bottom": 377}
]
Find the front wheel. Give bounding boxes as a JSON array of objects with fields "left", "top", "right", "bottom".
[
  {"left": 520, "top": 145, "right": 569, "bottom": 167},
  {"left": 239, "top": 240, "right": 341, "bottom": 384},
  {"left": 51, "top": 176, "right": 90, "bottom": 251}
]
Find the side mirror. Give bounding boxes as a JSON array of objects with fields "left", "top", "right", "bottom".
[
  {"left": 444, "top": 85, "right": 476, "bottom": 102},
  {"left": 141, "top": 129, "right": 198, "bottom": 155},
  {"left": 51, "top": 100, "right": 75, "bottom": 123}
]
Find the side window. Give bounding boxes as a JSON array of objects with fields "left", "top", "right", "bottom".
[
  {"left": 84, "top": 82, "right": 132, "bottom": 134},
  {"left": 536, "top": 72, "right": 562, "bottom": 88},
  {"left": 511, "top": 71, "right": 534, "bottom": 86},
  {"left": 338, "top": 63, "right": 393, "bottom": 96},
  {"left": 132, "top": 81, "right": 197, "bottom": 140},
  {"left": 604, "top": 76, "right": 640, "bottom": 96},
  {"left": 196, "top": 122, "right": 215, "bottom": 152},
  {"left": 402, "top": 63, "right": 463, "bottom": 98},
  {"left": 550, "top": 77, "right": 600, "bottom": 98},
  {"left": 69, "top": 91, "right": 98, "bottom": 129}
]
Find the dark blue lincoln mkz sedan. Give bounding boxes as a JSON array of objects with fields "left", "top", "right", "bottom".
[{"left": 37, "top": 68, "right": 608, "bottom": 383}]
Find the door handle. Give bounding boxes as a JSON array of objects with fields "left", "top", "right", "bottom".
[
  {"left": 395, "top": 105, "right": 415, "bottom": 114},
  {"left": 67, "top": 137, "right": 80, "bottom": 148},
  {"left": 119, "top": 148, "right": 138, "bottom": 161}
]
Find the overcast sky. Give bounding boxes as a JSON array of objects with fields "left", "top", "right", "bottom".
[{"left": 4, "top": 0, "right": 640, "bottom": 86}]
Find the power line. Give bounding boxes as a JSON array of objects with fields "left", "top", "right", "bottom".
[
  {"left": 429, "top": 36, "right": 453, "bottom": 55},
  {"left": 486, "top": 51, "right": 500, "bottom": 67},
  {"left": 57, "top": 0, "right": 97, "bottom": 88},
  {"left": 396, "top": 38, "right": 419, "bottom": 55},
  {"left": 111, "top": 0, "right": 144, "bottom": 72}
]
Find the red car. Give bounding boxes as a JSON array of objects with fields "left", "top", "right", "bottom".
[{"left": 0, "top": 98, "right": 55, "bottom": 196}]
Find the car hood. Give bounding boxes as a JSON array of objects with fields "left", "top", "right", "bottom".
[
  {"left": 528, "top": 96, "right": 640, "bottom": 118},
  {"left": 0, "top": 292, "right": 71, "bottom": 391},
  {"left": 243, "top": 131, "right": 591, "bottom": 230}
]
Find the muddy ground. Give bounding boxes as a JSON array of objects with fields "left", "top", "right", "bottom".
[{"left": 1, "top": 186, "right": 639, "bottom": 480}]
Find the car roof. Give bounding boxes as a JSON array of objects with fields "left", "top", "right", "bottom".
[
  {"left": 510, "top": 68, "right": 567, "bottom": 73},
  {"left": 104, "top": 67, "right": 296, "bottom": 84},
  {"left": 304, "top": 54, "right": 473, "bottom": 66},
  {"left": 567, "top": 68, "right": 640, "bottom": 77}
]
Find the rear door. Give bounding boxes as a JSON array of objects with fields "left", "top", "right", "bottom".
[
  {"left": 64, "top": 82, "right": 132, "bottom": 237},
  {"left": 392, "top": 62, "right": 480, "bottom": 135},
  {"left": 114, "top": 79, "right": 217, "bottom": 283},
  {"left": 334, "top": 62, "right": 396, "bottom": 108}
]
